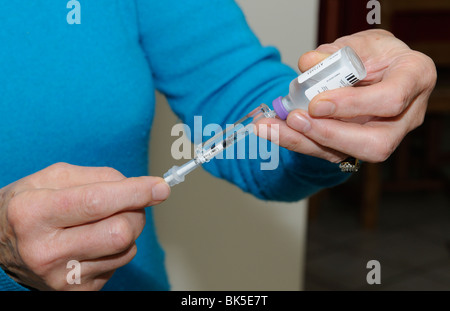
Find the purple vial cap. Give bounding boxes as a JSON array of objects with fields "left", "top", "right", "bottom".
[{"left": 272, "top": 96, "right": 289, "bottom": 120}]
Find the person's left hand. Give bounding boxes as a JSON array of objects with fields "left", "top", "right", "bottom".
[{"left": 258, "top": 29, "right": 437, "bottom": 163}]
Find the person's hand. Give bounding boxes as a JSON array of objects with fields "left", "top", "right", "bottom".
[
  {"left": 0, "top": 163, "right": 170, "bottom": 290},
  {"left": 259, "top": 29, "right": 437, "bottom": 163}
]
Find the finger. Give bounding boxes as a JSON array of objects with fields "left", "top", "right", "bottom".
[
  {"left": 65, "top": 271, "right": 115, "bottom": 291},
  {"left": 42, "top": 176, "right": 170, "bottom": 227},
  {"left": 63, "top": 247, "right": 135, "bottom": 290},
  {"left": 286, "top": 110, "right": 405, "bottom": 163},
  {"left": 81, "top": 244, "right": 138, "bottom": 279},
  {"left": 256, "top": 117, "right": 347, "bottom": 163},
  {"left": 59, "top": 210, "right": 145, "bottom": 260},
  {"left": 27, "top": 163, "right": 126, "bottom": 190},
  {"left": 298, "top": 50, "right": 331, "bottom": 72},
  {"left": 308, "top": 56, "right": 424, "bottom": 119}
]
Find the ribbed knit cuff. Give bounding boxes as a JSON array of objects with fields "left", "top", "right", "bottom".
[{"left": 0, "top": 267, "right": 29, "bottom": 291}]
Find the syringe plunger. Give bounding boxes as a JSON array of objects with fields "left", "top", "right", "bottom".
[{"left": 163, "top": 159, "right": 200, "bottom": 187}]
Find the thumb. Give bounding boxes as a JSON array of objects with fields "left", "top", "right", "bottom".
[{"left": 298, "top": 50, "right": 331, "bottom": 72}]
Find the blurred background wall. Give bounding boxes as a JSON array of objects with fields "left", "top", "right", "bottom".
[
  {"left": 149, "top": 0, "right": 320, "bottom": 290},
  {"left": 305, "top": 0, "right": 450, "bottom": 290},
  {"left": 313, "top": 0, "right": 450, "bottom": 230}
]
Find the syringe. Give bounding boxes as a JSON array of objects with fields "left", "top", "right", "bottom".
[
  {"left": 163, "top": 46, "right": 366, "bottom": 186},
  {"left": 163, "top": 103, "right": 276, "bottom": 187}
]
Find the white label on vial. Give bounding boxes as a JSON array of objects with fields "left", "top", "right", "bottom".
[
  {"left": 298, "top": 49, "right": 342, "bottom": 84},
  {"left": 305, "top": 67, "right": 360, "bottom": 101}
]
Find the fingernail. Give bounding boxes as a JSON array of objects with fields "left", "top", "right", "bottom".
[
  {"left": 313, "top": 51, "right": 332, "bottom": 59},
  {"left": 287, "top": 113, "right": 311, "bottom": 133},
  {"left": 312, "top": 101, "right": 336, "bottom": 117},
  {"left": 152, "top": 181, "right": 171, "bottom": 201}
]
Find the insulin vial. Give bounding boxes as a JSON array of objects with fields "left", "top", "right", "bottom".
[{"left": 272, "top": 46, "right": 367, "bottom": 120}]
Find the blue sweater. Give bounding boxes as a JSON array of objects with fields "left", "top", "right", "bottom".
[{"left": 0, "top": 0, "right": 348, "bottom": 290}]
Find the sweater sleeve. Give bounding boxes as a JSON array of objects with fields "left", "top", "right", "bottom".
[
  {"left": 0, "top": 267, "right": 29, "bottom": 291},
  {"left": 137, "top": 0, "right": 350, "bottom": 201}
]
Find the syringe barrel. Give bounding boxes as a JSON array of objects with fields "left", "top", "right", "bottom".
[
  {"left": 163, "top": 104, "right": 276, "bottom": 187},
  {"left": 177, "top": 159, "right": 199, "bottom": 176},
  {"left": 195, "top": 103, "right": 276, "bottom": 163}
]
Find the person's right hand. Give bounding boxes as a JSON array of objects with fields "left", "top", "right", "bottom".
[{"left": 0, "top": 163, "right": 170, "bottom": 290}]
